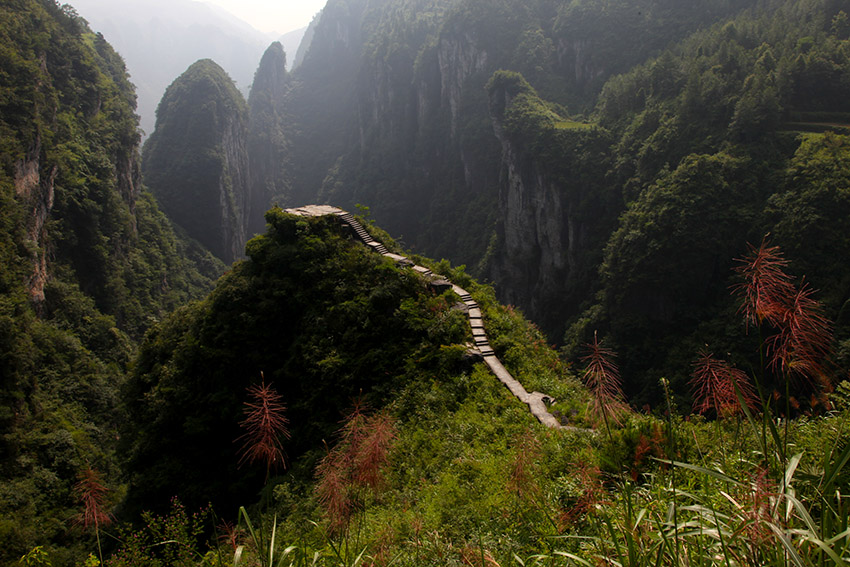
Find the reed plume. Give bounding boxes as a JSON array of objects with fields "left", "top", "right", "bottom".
[
  {"left": 581, "top": 331, "right": 628, "bottom": 434},
  {"left": 236, "top": 374, "right": 290, "bottom": 474},
  {"left": 507, "top": 430, "right": 542, "bottom": 501},
  {"left": 74, "top": 466, "right": 111, "bottom": 530},
  {"left": 74, "top": 465, "right": 111, "bottom": 563},
  {"left": 690, "top": 351, "right": 757, "bottom": 417},
  {"left": 315, "top": 405, "right": 396, "bottom": 537},
  {"left": 734, "top": 238, "right": 832, "bottom": 388},
  {"left": 767, "top": 282, "right": 832, "bottom": 387},
  {"left": 733, "top": 237, "right": 796, "bottom": 329}
]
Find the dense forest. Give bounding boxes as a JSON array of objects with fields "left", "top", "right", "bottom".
[
  {"left": 279, "top": 0, "right": 850, "bottom": 403},
  {"left": 1, "top": 0, "right": 850, "bottom": 565}
]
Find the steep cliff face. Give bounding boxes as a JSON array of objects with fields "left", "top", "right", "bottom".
[
  {"left": 13, "top": 135, "right": 55, "bottom": 303},
  {"left": 292, "top": 11, "right": 321, "bottom": 70},
  {"left": 437, "top": 29, "right": 489, "bottom": 137},
  {"left": 281, "top": 0, "right": 758, "bottom": 340},
  {"left": 142, "top": 59, "right": 250, "bottom": 263},
  {"left": 488, "top": 105, "right": 571, "bottom": 326},
  {"left": 0, "top": 2, "right": 220, "bottom": 560},
  {"left": 284, "top": 0, "right": 503, "bottom": 265},
  {"left": 485, "top": 72, "right": 617, "bottom": 337},
  {"left": 247, "top": 42, "right": 289, "bottom": 236}
]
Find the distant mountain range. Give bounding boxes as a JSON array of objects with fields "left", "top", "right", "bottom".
[{"left": 69, "top": 0, "right": 306, "bottom": 138}]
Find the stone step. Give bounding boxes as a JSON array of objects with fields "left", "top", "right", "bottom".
[
  {"left": 412, "top": 265, "right": 432, "bottom": 277},
  {"left": 383, "top": 252, "right": 413, "bottom": 266}
]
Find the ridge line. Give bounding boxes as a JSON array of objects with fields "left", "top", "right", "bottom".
[{"left": 284, "top": 205, "right": 572, "bottom": 430}]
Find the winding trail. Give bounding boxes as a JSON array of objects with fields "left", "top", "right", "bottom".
[{"left": 285, "top": 205, "right": 567, "bottom": 430}]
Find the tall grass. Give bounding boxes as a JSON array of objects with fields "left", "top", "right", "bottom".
[{"left": 554, "top": 239, "right": 850, "bottom": 566}]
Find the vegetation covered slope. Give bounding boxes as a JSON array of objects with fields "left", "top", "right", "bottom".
[
  {"left": 280, "top": 0, "right": 758, "bottom": 267},
  {"left": 0, "top": 1, "right": 220, "bottom": 563},
  {"left": 142, "top": 59, "right": 251, "bottom": 264},
  {"left": 563, "top": 0, "right": 850, "bottom": 403},
  {"left": 85, "top": 210, "right": 850, "bottom": 567},
  {"left": 279, "top": 0, "right": 850, "bottom": 402},
  {"left": 121, "top": 208, "right": 476, "bottom": 515}
]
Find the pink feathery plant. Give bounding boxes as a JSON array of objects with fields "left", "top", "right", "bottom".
[
  {"left": 315, "top": 405, "right": 396, "bottom": 537},
  {"left": 690, "top": 351, "right": 758, "bottom": 417},
  {"left": 74, "top": 465, "right": 112, "bottom": 563},
  {"left": 352, "top": 412, "right": 396, "bottom": 491},
  {"left": 558, "top": 462, "right": 604, "bottom": 530},
  {"left": 507, "top": 430, "right": 542, "bottom": 501},
  {"left": 236, "top": 375, "right": 290, "bottom": 475},
  {"left": 733, "top": 237, "right": 796, "bottom": 329},
  {"left": 581, "top": 331, "right": 628, "bottom": 434},
  {"left": 733, "top": 238, "right": 833, "bottom": 389},
  {"left": 767, "top": 283, "right": 832, "bottom": 388},
  {"left": 217, "top": 520, "right": 244, "bottom": 552},
  {"left": 74, "top": 466, "right": 112, "bottom": 530},
  {"left": 315, "top": 445, "right": 353, "bottom": 537}
]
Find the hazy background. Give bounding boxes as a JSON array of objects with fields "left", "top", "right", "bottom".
[{"left": 70, "top": 0, "right": 325, "bottom": 137}]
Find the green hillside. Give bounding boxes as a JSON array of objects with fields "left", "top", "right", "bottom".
[
  {"left": 68, "top": 209, "right": 850, "bottom": 566},
  {"left": 0, "top": 1, "right": 220, "bottom": 563},
  {"left": 3, "top": 0, "right": 850, "bottom": 565},
  {"left": 142, "top": 59, "right": 251, "bottom": 264}
]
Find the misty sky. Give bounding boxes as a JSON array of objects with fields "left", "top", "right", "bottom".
[{"left": 202, "top": 0, "right": 325, "bottom": 34}]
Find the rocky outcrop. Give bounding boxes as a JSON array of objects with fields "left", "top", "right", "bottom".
[
  {"left": 248, "top": 42, "right": 289, "bottom": 236},
  {"left": 487, "top": 89, "right": 572, "bottom": 335},
  {"left": 292, "top": 10, "right": 321, "bottom": 70},
  {"left": 437, "top": 31, "right": 488, "bottom": 137},
  {"left": 14, "top": 136, "right": 56, "bottom": 304},
  {"left": 556, "top": 38, "right": 606, "bottom": 86},
  {"left": 142, "top": 59, "right": 250, "bottom": 263},
  {"left": 485, "top": 74, "right": 613, "bottom": 338}
]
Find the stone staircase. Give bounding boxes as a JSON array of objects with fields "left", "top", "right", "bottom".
[{"left": 284, "top": 205, "right": 568, "bottom": 430}]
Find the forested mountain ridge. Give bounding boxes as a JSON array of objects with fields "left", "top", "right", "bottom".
[
  {"left": 3, "top": 0, "right": 850, "bottom": 564},
  {"left": 142, "top": 59, "right": 252, "bottom": 263},
  {"left": 282, "top": 0, "right": 760, "bottom": 265},
  {"left": 281, "top": 0, "right": 850, "bottom": 401},
  {"left": 0, "top": 1, "right": 220, "bottom": 562}
]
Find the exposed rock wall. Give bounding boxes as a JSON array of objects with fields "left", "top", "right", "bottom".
[
  {"left": 219, "top": 110, "right": 250, "bottom": 261},
  {"left": 437, "top": 31, "right": 488, "bottom": 137},
  {"left": 487, "top": 91, "right": 573, "bottom": 334},
  {"left": 14, "top": 136, "right": 56, "bottom": 303},
  {"left": 248, "top": 42, "right": 289, "bottom": 236},
  {"left": 485, "top": 76, "right": 615, "bottom": 338}
]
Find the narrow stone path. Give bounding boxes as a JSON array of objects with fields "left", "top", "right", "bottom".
[{"left": 284, "top": 205, "right": 567, "bottom": 430}]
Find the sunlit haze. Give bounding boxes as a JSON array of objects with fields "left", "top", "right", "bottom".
[{"left": 201, "top": 0, "right": 325, "bottom": 34}]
